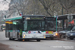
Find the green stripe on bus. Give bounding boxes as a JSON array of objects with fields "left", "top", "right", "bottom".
[
  {"left": 5, "top": 16, "right": 22, "bottom": 21},
  {"left": 8, "top": 30, "right": 13, "bottom": 32},
  {"left": 22, "top": 31, "right": 25, "bottom": 32}
]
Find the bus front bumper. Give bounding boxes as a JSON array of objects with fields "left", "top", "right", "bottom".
[{"left": 46, "top": 34, "right": 59, "bottom": 38}]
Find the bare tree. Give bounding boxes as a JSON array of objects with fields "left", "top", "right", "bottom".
[
  {"left": 39, "top": 0, "right": 62, "bottom": 16},
  {"left": 59, "top": 0, "right": 75, "bottom": 14},
  {"left": 39, "top": 0, "right": 53, "bottom": 16},
  {"left": 9, "top": 0, "right": 29, "bottom": 16},
  {"left": 8, "top": 0, "right": 75, "bottom": 17}
]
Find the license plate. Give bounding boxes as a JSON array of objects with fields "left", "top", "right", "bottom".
[
  {"left": 47, "top": 35, "right": 50, "bottom": 37},
  {"left": 32, "top": 37, "right": 37, "bottom": 38},
  {"left": 32, "top": 35, "right": 37, "bottom": 38}
]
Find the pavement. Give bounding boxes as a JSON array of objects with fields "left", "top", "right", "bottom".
[
  {"left": 0, "top": 43, "right": 13, "bottom": 50},
  {"left": 0, "top": 31, "right": 75, "bottom": 50}
]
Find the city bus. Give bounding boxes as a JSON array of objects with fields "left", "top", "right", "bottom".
[
  {"left": 5, "top": 15, "right": 46, "bottom": 41},
  {"left": 44, "top": 17, "right": 59, "bottom": 40},
  {"left": 58, "top": 14, "right": 75, "bottom": 39}
]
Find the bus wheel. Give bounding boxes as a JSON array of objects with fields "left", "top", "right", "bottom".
[
  {"left": 9, "top": 33, "right": 12, "bottom": 40},
  {"left": 37, "top": 40, "right": 40, "bottom": 42},
  {"left": 51, "top": 38, "right": 54, "bottom": 40},
  {"left": 70, "top": 38, "right": 74, "bottom": 40},
  {"left": 9, "top": 38, "right": 12, "bottom": 40},
  {"left": 9, "top": 38, "right": 14, "bottom": 40},
  {"left": 25, "top": 39, "right": 29, "bottom": 41},
  {"left": 12, "top": 38, "right": 15, "bottom": 40}
]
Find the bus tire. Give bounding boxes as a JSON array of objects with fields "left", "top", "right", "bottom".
[
  {"left": 70, "top": 38, "right": 74, "bottom": 40},
  {"left": 37, "top": 40, "right": 40, "bottom": 42},
  {"left": 9, "top": 38, "right": 14, "bottom": 40},
  {"left": 51, "top": 37, "right": 54, "bottom": 40},
  {"left": 8, "top": 33, "right": 14, "bottom": 40},
  {"left": 9, "top": 38, "right": 12, "bottom": 40},
  {"left": 8, "top": 33, "right": 11, "bottom": 40},
  {"left": 25, "top": 39, "right": 29, "bottom": 41}
]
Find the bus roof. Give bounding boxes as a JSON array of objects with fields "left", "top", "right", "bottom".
[
  {"left": 58, "top": 14, "right": 75, "bottom": 20},
  {"left": 23, "top": 15, "right": 45, "bottom": 17},
  {"left": 5, "top": 16, "right": 22, "bottom": 21},
  {"left": 5, "top": 15, "right": 45, "bottom": 21}
]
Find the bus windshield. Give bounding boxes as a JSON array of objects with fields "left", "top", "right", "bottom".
[
  {"left": 27, "top": 20, "right": 45, "bottom": 30},
  {"left": 24, "top": 20, "right": 45, "bottom": 30},
  {"left": 45, "top": 21, "right": 56, "bottom": 31}
]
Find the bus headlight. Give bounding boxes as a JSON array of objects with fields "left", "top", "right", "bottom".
[
  {"left": 23, "top": 34, "right": 25, "bottom": 38},
  {"left": 43, "top": 35, "right": 46, "bottom": 38},
  {"left": 54, "top": 33, "right": 58, "bottom": 36}
]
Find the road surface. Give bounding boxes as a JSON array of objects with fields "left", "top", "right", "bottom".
[{"left": 0, "top": 31, "right": 75, "bottom": 50}]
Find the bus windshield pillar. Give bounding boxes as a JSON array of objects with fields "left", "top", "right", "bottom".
[{"left": 62, "top": 20, "right": 65, "bottom": 30}]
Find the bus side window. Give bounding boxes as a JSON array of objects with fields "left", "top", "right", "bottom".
[
  {"left": 42, "top": 21, "right": 45, "bottom": 30},
  {"left": 9, "top": 24, "right": 13, "bottom": 30}
]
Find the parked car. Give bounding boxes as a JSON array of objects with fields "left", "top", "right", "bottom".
[
  {"left": 66, "top": 31, "right": 75, "bottom": 40},
  {"left": 58, "top": 25, "right": 74, "bottom": 39},
  {"left": 66, "top": 26, "right": 75, "bottom": 40}
]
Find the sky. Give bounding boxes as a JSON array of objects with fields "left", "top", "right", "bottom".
[{"left": 0, "top": 0, "right": 11, "bottom": 10}]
